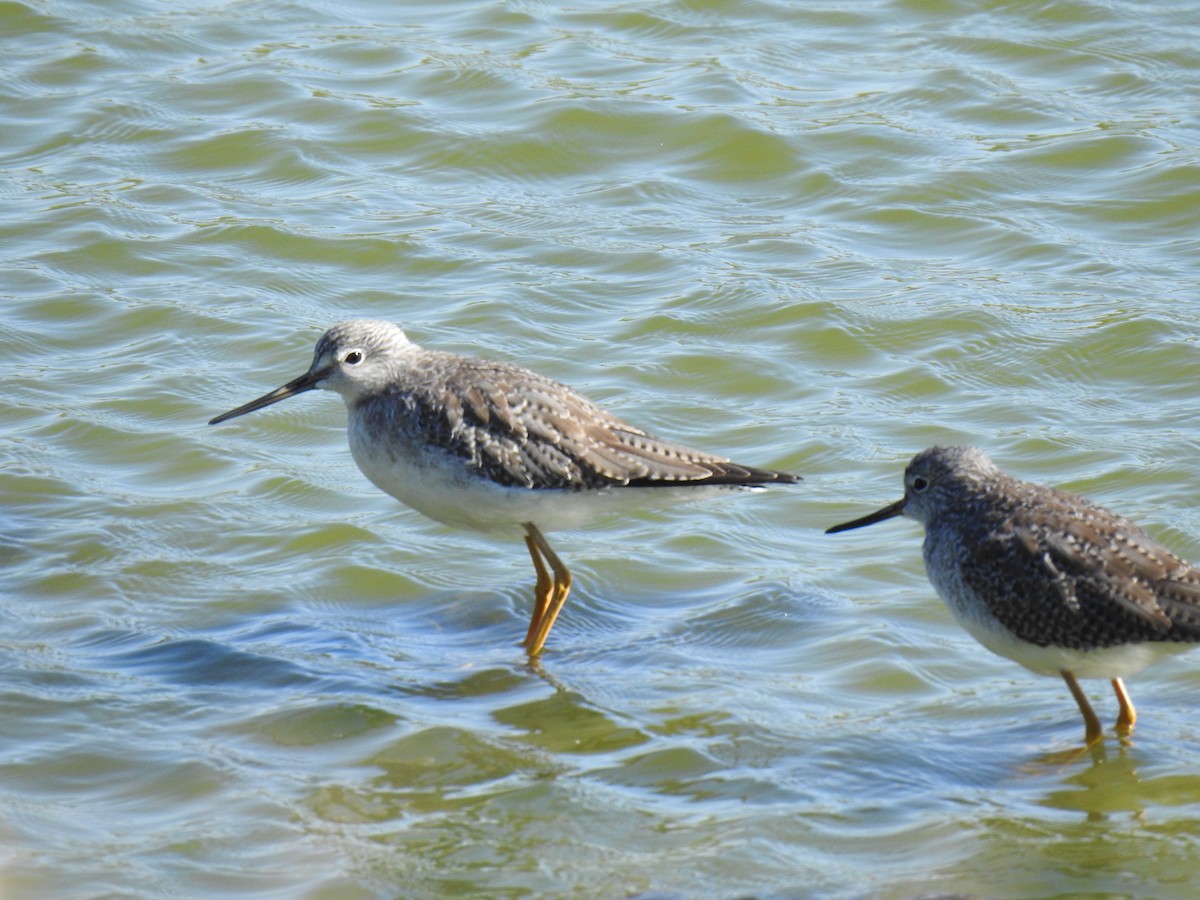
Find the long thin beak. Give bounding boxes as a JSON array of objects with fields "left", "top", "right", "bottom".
[
  {"left": 208, "top": 369, "right": 324, "bottom": 425},
  {"left": 825, "top": 498, "right": 906, "bottom": 534}
]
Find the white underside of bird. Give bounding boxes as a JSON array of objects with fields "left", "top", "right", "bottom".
[{"left": 348, "top": 419, "right": 759, "bottom": 535}]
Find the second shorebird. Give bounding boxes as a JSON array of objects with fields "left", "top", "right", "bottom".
[
  {"left": 211, "top": 319, "right": 798, "bottom": 656},
  {"left": 827, "top": 446, "right": 1200, "bottom": 745}
]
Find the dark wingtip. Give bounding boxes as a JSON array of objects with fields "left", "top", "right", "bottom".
[
  {"left": 696, "top": 462, "right": 802, "bottom": 487},
  {"left": 620, "top": 462, "right": 800, "bottom": 489},
  {"left": 732, "top": 463, "right": 801, "bottom": 486}
]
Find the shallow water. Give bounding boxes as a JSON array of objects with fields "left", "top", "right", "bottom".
[{"left": 4, "top": 0, "right": 1200, "bottom": 896}]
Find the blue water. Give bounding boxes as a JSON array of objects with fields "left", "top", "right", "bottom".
[{"left": 4, "top": 0, "right": 1200, "bottom": 896}]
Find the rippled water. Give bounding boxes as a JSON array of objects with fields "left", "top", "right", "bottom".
[{"left": 5, "top": 0, "right": 1200, "bottom": 896}]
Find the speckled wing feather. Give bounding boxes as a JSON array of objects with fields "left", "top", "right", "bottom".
[
  {"left": 961, "top": 485, "right": 1200, "bottom": 649},
  {"left": 389, "top": 352, "right": 797, "bottom": 491}
]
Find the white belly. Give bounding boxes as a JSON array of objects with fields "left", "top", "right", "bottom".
[
  {"left": 347, "top": 419, "right": 751, "bottom": 535},
  {"left": 954, "top": 613, "right": 1192, "bottom": 678},
  {"left": 924, "top": 542, "right": 1194, "bottom": 678}
]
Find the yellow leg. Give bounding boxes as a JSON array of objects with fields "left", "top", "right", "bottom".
[
  {"left": 1062, "top": 670, "right": 1103, "bottom": 746},
  {"left": 522, "top": 530, "right": 553, "bottom": 649},
  {"left": 1112, "top": 677, "right": 1137, "bottom": 736},
  {"left": 522, "top": 523, "right": 572, "bottom": 657}
]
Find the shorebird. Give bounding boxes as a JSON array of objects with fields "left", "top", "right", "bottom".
[
  {"left": 827, "top": 446, "right": 1200, "bottom": 745},
  {"left": 210, "top": 319, "right": 798, "bottom": 656}
]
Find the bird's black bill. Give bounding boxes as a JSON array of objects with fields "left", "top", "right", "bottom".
[
  {"left": 208, "top": 370, "right": 322, "bottom": 425},
  {"left": 825, "top": 498, "right": 906, "bottom": 534}
]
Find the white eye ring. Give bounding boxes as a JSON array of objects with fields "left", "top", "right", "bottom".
[{"left": 343, "top": 350, "right": 364, "bottom": 365}]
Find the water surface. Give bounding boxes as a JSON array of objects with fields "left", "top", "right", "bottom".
[{"left": 4, "top": 0, "right": 1200, "bottom": 896}]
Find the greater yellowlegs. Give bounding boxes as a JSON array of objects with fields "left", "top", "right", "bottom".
[
  {"left": 211, "top": 320, "right": 799, "bottom": 655},
  {"left": 827, "top": 446, "right": 1200, "bottom": 745}
]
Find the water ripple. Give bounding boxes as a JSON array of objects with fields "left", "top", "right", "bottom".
[{"left": 4, "top": 0, "right": 1200, "bottom": 895}]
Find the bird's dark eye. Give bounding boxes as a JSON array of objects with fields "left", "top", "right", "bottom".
[
  {"left": 912, "top": 476, "right": 929, "bottom": 492},
  {"left": 343, "top": 351, "right": 364, "bottom": 365}
]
